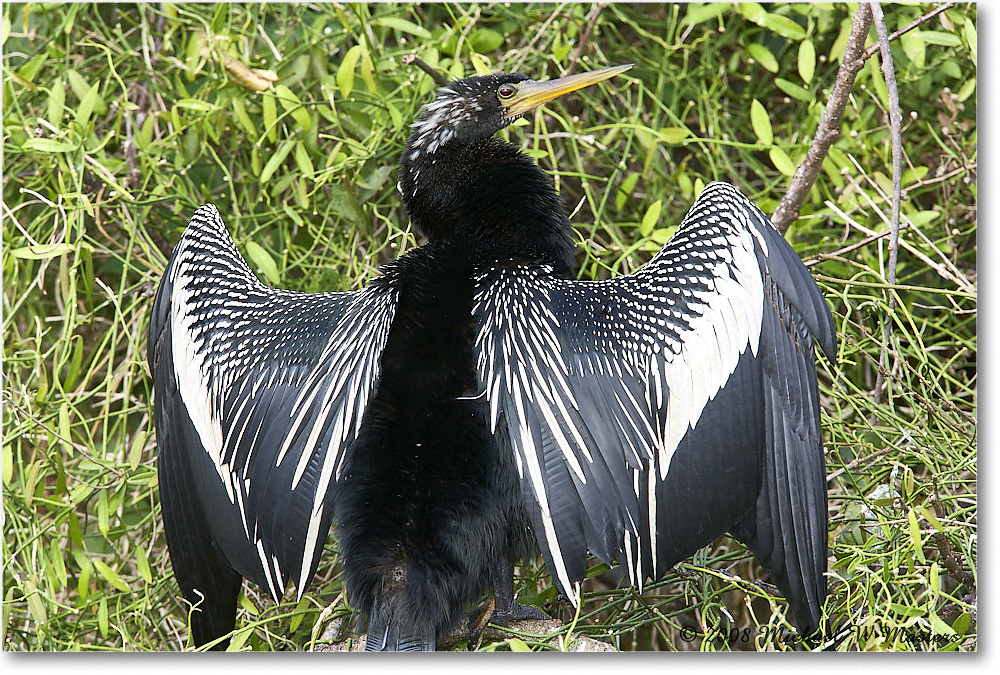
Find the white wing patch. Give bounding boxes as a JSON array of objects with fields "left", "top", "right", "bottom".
[
  {"left": 169, "top": 237, "right": 229, "bottom": 495},
  {"left": 653, "top": 215, "right": 764, "bottom": 478},
  {"left": 165, "top": 204, "right": 396, "bottom": 601},
  {"left": 472, "top": 182, "right": 776, "bottom": 604}
]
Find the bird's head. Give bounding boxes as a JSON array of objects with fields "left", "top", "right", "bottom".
[
  {"left": 402, "top": 64, "right": 633, "bottom": 163},
  {"left": 398, "top": 64, "right": 632, "bottom": 271}
]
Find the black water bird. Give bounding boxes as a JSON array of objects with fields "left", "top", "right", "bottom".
[{"left": 149, "top": 64, "right": 836, "bottom": 651}]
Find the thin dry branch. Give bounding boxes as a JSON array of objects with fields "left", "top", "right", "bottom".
[
  {"left": 772, "top": 1, "right": 958, "bottom": 234},
  {"left": 869, "top": 1, "right": 904, "bottom": 409},
  {"left": 566, "top": 3, "right": 607, "bottom": 75},
  {"left": 859, "top": 2, "right": 957, "bottom": 61},
  {"left": 402, "top": 53, "right": 450, "bottom": 87},
  {"left": 771, "top": 4, "right": 872, "bottom": 233}
]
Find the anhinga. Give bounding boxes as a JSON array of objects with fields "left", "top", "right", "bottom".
[{"left": 149, "top": 64, "right": 836, "bottom": 651}]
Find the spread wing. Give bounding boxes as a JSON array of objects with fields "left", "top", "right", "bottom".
[
  {"left": 471, "top": 182, "right": 835, "bottom": 632},
  {"left": 149, "top": 205, "right": 398, "bottom": 613}
]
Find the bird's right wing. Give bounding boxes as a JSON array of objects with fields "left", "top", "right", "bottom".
[
  {"left": 149, "top": 205, "right": 398, "bottom": 611},
  {"left": 472, "top": 182, "right": 835, "bottom": 630}
]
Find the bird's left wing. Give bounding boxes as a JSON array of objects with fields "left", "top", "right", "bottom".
[
  {"left": 471, "top": 182, "right": 835, "bottom": 618},
  {"left": 149, "top": 205, "right": 398, "bottom": 608}
]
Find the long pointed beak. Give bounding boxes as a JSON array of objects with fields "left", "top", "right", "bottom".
[{"left": 504, "top": 63, "right": 633, "bottom": 117}]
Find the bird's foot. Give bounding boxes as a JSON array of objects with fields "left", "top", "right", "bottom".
[{"left": 468, "top": 595, "right": 549, "bottom": 646}]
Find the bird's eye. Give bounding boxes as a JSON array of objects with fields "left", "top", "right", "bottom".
[{"left": 497, "top": 84, "right": 517, "bottom": 100}]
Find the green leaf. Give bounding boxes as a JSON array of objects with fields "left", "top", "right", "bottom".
[
  {"left": 750, "top": 99, "right": 773, "bottom": 145},
  {"left": 245, "top": 240, "right": 281, "bottom": 286},
  {"left": 231, "top": 97, "right": 257, "bottom": 139},
  {"left": 17, "top": 52, "right": 47, "bottom": 83},
  {"left": 337, "top": 44, "right": 363, "bottom": 98},
  {"left": 98, "top": 596, "right": 109, "bottom": 638},
  {"left": 92, "top": 559, "right": 131, "bottom": 593},
  {"left": 289, "top": 597, "right": 310, "bottom": 632},
  {"left": 930, "top": 611, "right": 957, "bottom": 637},
  {"left": 58, "top": 401, "right": 72, "bottom": 453},
  {"left": 768, "top": 147, "right": 796, "bottom": 176},
  {"left": 360, "top": 46, "right": 377, "bottom": 95},
  {"left": 798, "top": 39, "right": 815, "bottom": 83},
  {"left": 21, "top": 138, "right": 76, "bottom": 153},
  {"left": 227, "top": 626, "right": 254, "bottom": 651},
  {"left": 640, "top": 199, "right": 662, "bottom": 237},
  {"left": 964, "top": 20, "right": 977, "bottom": 66},
  {"left": 262, "top": 90, "right": 277, "bottom": 143},
  {"left": 908, "top": 508, "right": 925, "bottom": 563},
  {"left": 470, "top": 28, "right": 504, "bottom": 53},
  {"left": 47, "top": 77, "right": 65, "bottom": 125},
  {"left": 274, "top": 84, "right": 311, "bottom": 130},
  {"left": 746, "top": 43, "right": 778, "bottom": 73},
  {"left": 372, "top": 16, "right": 432, "bottom": 39},
  {"left": 617, "top": 171, "right": 640, "bottom": 209},
  {"left": 956, "top": 78, "right": 976, "bottom": 103},
  {"left": 3, "top": 440, "right": 13, "bottom": 486},
  {"left": 507, "top": 637, "right": 532, "bottom": 652},
  {"left": 736, "top": 2, "right": 767, "bottom": 24},
  {"left": 75, "top": 83, "right": 101, "bottom": 127},
  {"left": 774, "top": 77, "right": 812, "bottom": 102},
  {"left": 259, "top": 138, "right": 294, "bottom": 184},
  {"left": 237, "top": 593, "right": 260, "bottom": 616},
  {"left": 136, "top": 546, "right": 152, "bottom": 585},
  {"left": 681, "top": 3, "right": 728, "bottom": 26},
  {"left": 64, "top": 69, "right": 91, "bottom": 102},
  {"left": 938, "top": 59, "right": 961, "bottom": 79},
  {"left": 128, "top": 430, "right": 147, "bottom": 470},
  {"left": 174, "top": 98, "right": 214, "bottom": 113},
  {"left": 293, "top": 141, "right": 314, "bottom": 179},
  {"left": 901, "top": 30, "right": 926, "bottom": 68},
  {"left": 913, "top": 30, "right": 962, "bottom": 47},
  {"left": 26, "top": 584, "right": 47, "bottom": 627},
  {"left": 759, "top": 12, "right": 807, "bottom": 40},
  {"left": 952, "top": 612, "right": 972, "bottom": 636},
  {"left": 9, "top": 242, "right": 75, "bottom": 258},
  {"left": 657, "top": 127, "right": 690, "bottom": 144}
]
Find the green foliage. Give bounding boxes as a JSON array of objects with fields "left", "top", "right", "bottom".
[{"left": 3, "top": 2, "right": 975, "bottom": 651}]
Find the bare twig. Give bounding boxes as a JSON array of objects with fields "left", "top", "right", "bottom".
[
  {"left": 859, "top": 2, "right": 957, "bottom": 61},
  {"left": 771, "top": 4, "right": 872, "bottom": 233},
  {"left": 869, "top": 1, "right": 903, "bottom": 410},
  {"left": 566, "top": 3, "right": 607, "bottom": 75},
  {"left": 773, "top": 2, "right": 959, "bottom": 233},
  {"left": 402, "top": 53, "right": 450, "bottom": 87}
]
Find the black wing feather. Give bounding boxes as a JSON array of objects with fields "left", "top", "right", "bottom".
[
  {"left": 471, "top": 182, "right": 835, "bottom": 631},
  {"left": 150, "top": 205, "right": 398, "bottom": 636}
]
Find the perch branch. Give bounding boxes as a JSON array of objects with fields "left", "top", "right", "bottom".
[
  {"left": 772, "top": 2, "right": 958, "bottom": 233},
  {"left": 402, "top": 53, "right": 450, "bottom": 87},
  {"left": 869, "top": 0, "right": 903, "bottom": 410},
  {"left": 859, "top": 2, "right": 957, "bottom": 61},
  {"left": 566, "top": 3, "right": 607, "bottom": 75},
  {"left": 771, "top": 4, "right": 872, "bottom": 233}
]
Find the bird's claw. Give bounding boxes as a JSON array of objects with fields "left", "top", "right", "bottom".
[{"left": 468, "top": 597, "right": 549, "bottom": 647}]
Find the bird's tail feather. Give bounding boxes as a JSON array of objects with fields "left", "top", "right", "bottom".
[{"left": 364, "top": 599, "right": 436, "bottom": 651}]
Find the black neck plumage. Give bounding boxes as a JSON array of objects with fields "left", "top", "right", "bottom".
[{"left": 398, "top": 137, "right": 576, "bottom": 276}]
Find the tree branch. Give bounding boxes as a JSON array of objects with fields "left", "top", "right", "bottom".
[
  {"left": 869, "top": 0, "right": 903, "bottom": 410},
  {"left": 771, "top": 4, "right": 872, "bottom": 233},
  {"left": 402, "top": 53, "right": 450, "bottom": 87},
  {"left": 772, "top": 2, "right": 958, "bottom": 234},
  {"left": 859, "top": 2, "right": 957, "bottom": 61}
]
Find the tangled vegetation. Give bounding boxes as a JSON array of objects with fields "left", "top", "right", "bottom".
[{"left": 3, "top": 3, "right": 975, "bottom": 651}]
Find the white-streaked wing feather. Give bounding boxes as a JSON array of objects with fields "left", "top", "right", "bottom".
[
  {"left": 472, "top": 182, "right": 832, "bottom": 605},
  {"left": 156, "top": 204, "right": 398, "bottom": 601}
]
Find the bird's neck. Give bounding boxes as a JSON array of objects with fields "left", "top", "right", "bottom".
[{"left": 398, "top": 138, "right": 576, "bottom": 275}]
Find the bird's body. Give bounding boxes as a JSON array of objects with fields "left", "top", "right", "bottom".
[
  {"left": 334, "top": 243, "right": 538, "bottom": 649},
  {"left": 149, "top": 66, "right": 835, "bottom": 650}
]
